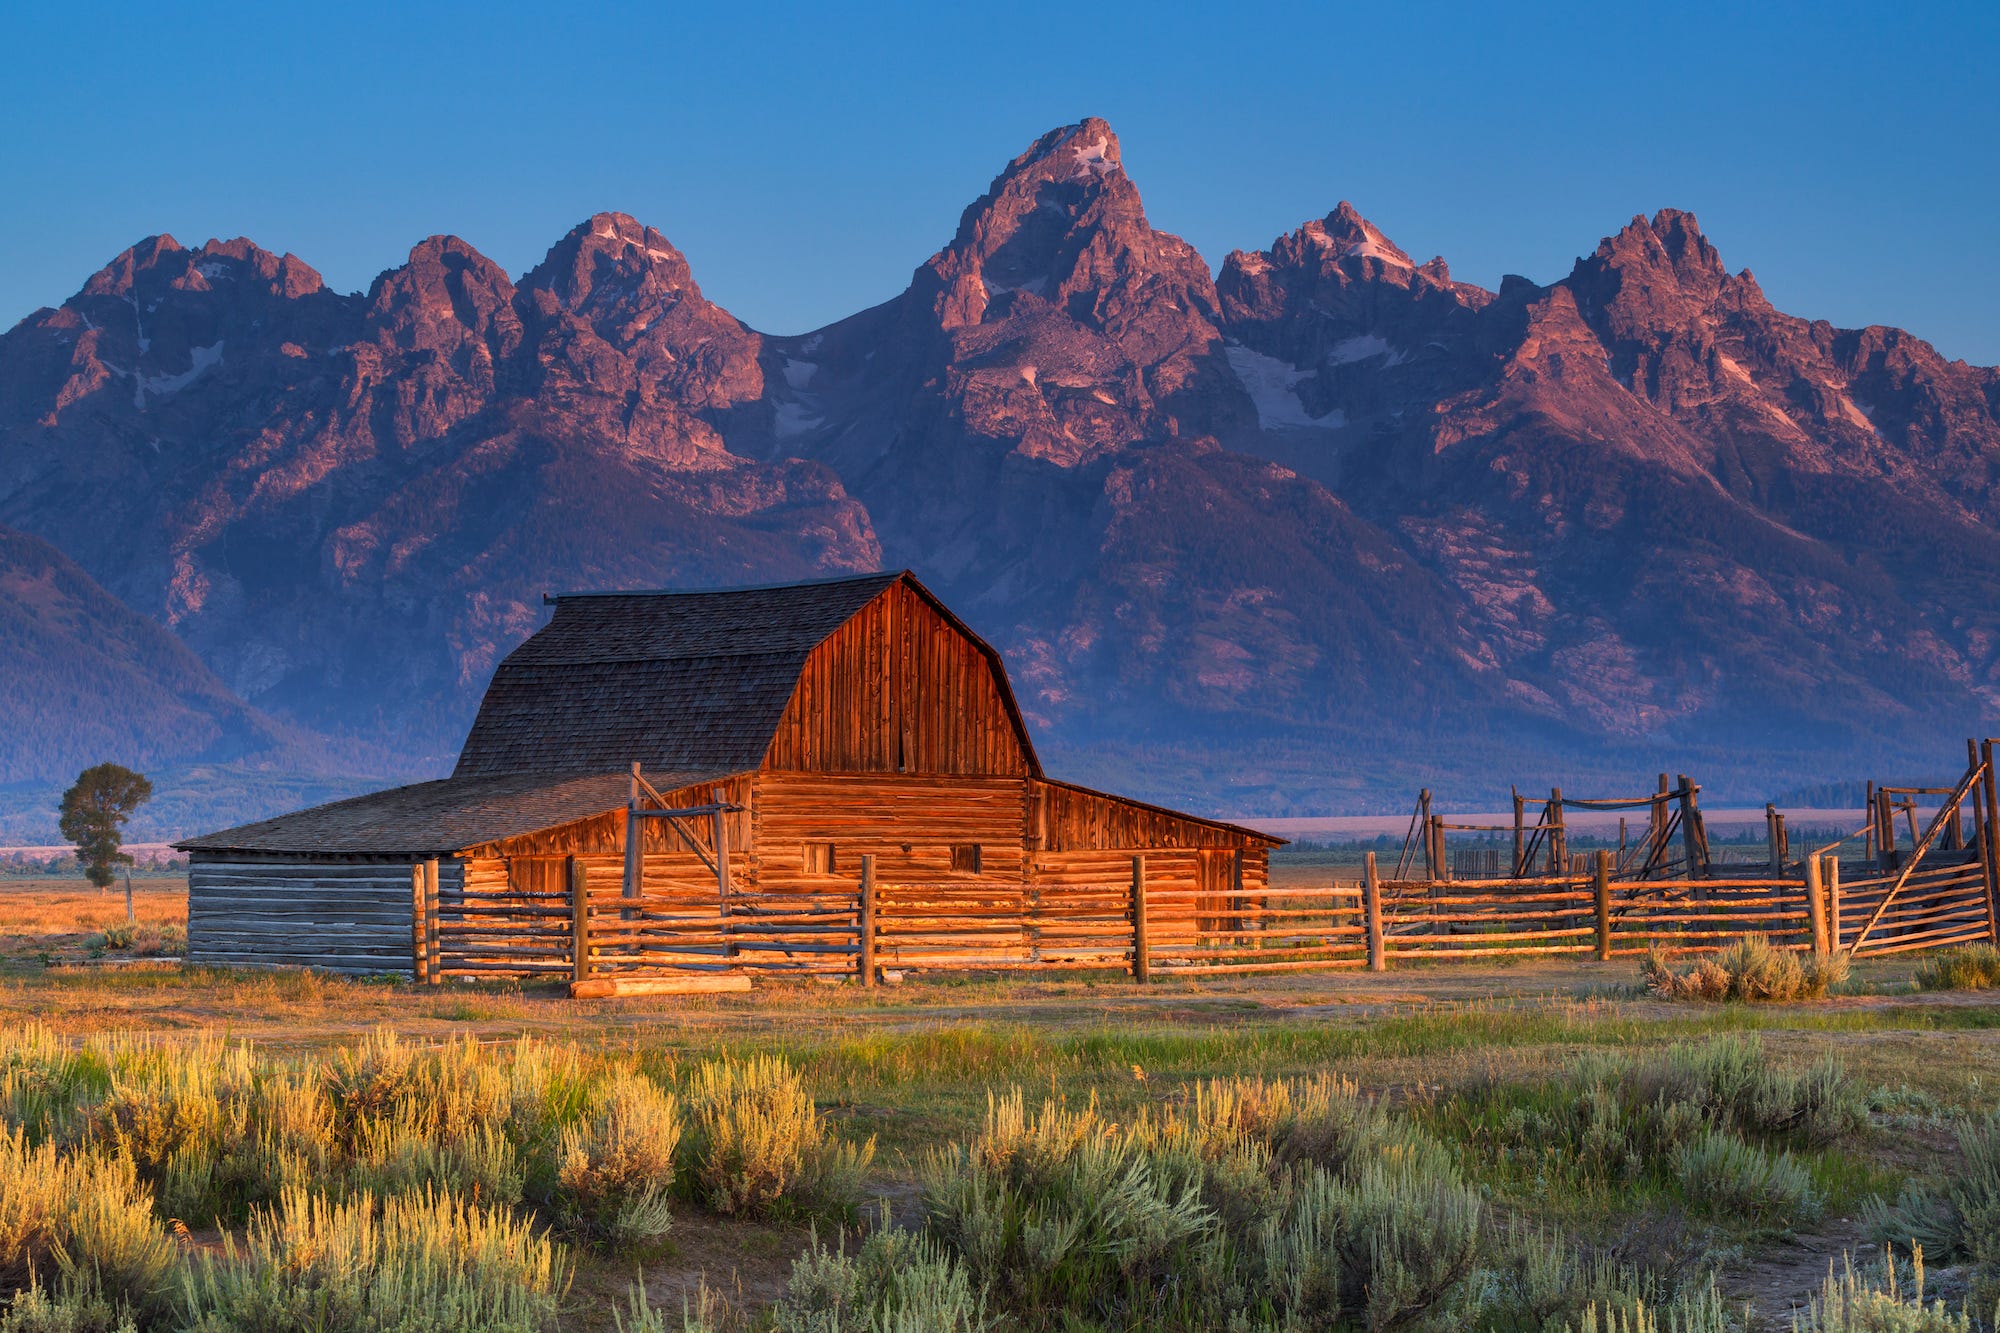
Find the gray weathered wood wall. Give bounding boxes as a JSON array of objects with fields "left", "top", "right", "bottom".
[{"left": 187, "top": 855, "right": 458, "bottom": 975}]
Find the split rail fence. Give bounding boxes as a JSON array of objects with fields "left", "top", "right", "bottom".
[
  {"left": 404, "top": 739, "right": 2000, "bottom": 992},
  {"left": 406, "top": 845, "right": 1999, "bottom": 993}
]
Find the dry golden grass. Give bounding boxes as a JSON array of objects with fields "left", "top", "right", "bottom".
[{"left": 0, "top": 875, "right": 187, "bottom": 939}]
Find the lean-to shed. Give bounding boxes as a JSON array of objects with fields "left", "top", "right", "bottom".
[{"left": 176, "top": 571, "right": 1281, "bottom": 976}]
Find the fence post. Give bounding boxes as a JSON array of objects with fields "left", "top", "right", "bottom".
[
  {"left": 411, "top": 864, "right": 429, "bottom": 984},
  {"left": 568, "top": 855, "right": 591, "bottom": 987},
  {"left": 1364, "top": 851, "right": 1385, "bottom": 972},
  {"left": 1549, "top": 789, "right": 1566, "bottom": 875},
  {"left": 1804, "top": 853, "right": 1827, "bottom": 955},
  {"left": 1982, "top": 740, "right": 2000, "bottom": 945},
  {"left": 1131, "top": 855, "right": 1150, "bottom": 984},
  {"left": 1593, "top": 850, "right": 1612, "bottom": 961},
  {"left": 1824, "top": 856, "right": 1843, "bottom": 953},
  {"left": 423, "top": 857, "right": 441, "bottom": 985},
  {"left": 859, "top": 854, "right": 877, "bottom": 988}
]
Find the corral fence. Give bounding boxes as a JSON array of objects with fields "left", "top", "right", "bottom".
[
  {"left": 407, "top": 846, "right": 1999, "bottom": 995},
  {"left": 404, "top": 738, "right": 2000, "bottom": 993}
]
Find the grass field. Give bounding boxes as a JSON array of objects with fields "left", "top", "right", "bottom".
[{"left": 2, "top": 875, "right": 1997, "bottom": 1332}]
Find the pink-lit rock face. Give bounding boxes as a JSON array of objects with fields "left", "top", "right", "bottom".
[{"left": 1, "top": 121, "right": 1997, "bottom": 798}]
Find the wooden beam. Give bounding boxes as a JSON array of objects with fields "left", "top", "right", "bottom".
[
  {"left": 410, "top": 864, "right": 428, "bottom": 984},
  {"left": 1549, "top": 788, "right": 1566, "bottom": 876},
  {"left": 569, "top": 855, "right": 590, "bottom": 987},
  {"left": 1364, "top": 851, "right": 1384, "bottom": 973},
  {"left": 1983, "top": 740, "right": 2000, "bottom": 945},
  {"left": 859, "top": 854, "right": 877, "bottom": 988},
  {"left": 1512, "top": 786, "right": 1525, "bottom": 879},
  {"left": 1678, "top": 777, "right": 1703, "bottom": 881},
  {"left": 1593, "top": 850, "right": 1611, "bottom": 961},
  {"left": 1805, "top": 853, "right": 1826, "bottom": 955},
  {"left": 423, "top": 858, "right": 441, "bottom": 985},
  {"left": 569, "top": 975, "right": 752, "bottom": 999},
  {"left": 1131, "top": 855, "right": 1150, "bottom": 983}
]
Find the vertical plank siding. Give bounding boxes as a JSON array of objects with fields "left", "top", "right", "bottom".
[
  {"left": 188, "top": 856, "right": 456, "bottom": 976},
  {"left": 763, "top": 583, "right": 1030, "bottom": 776}
]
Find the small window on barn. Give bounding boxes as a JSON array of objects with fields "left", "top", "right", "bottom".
[
  {"left": 803, "top": 842, "right": 837, "bottom": 875},
  {"left": 951, "top": 844, "right": 982, "bottom": 873}
]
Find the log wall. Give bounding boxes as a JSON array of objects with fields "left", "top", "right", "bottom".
[
  {"left": 188, "top": 855, "right": 455, "bottom": 976},
  {"left": 753, "top": 772, "right": 1031, "bottom": 888}
]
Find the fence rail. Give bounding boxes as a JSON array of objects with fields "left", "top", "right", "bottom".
[{"left": 416, "top": 845, "right": 2000, "bottom": 991}]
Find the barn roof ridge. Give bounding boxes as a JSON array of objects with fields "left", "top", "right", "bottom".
[{"left": 544, "top": 568, "right": 907, "bottom": 601}]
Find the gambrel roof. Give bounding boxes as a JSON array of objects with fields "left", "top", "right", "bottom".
[{"left": 452, "top": 570, "right": 1040, "bottom": 779}]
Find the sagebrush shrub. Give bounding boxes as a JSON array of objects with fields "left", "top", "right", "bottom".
[
  {"left": 775, "top": 1228, "right": 986, "bottom": 1333},
  {"left": 1864, "top": 1110, "right": 2000, "bottom": 1310},
  {"left": 1643, "top": 936, "right": 1848, "bottom": 1002},
  {"left": 1791, "top": 1246, "right": 1985, "bottom": 1333},
  {"left": 1562, "top": 1279, "right": 1732, "bottom": 1333},
  {"left": 1261, "top": 1161, "right": 1484, "bottom": 1332},
  {"left": 1912, "top": 946, "right": 2000, "bottom": 993},
  {"left": 0, "top": 1276, "right": 140, "bottom": 1333},
  {"left": 0, "top": 1131, "right": 174, "bottom": 1317},
  {"left": 551, "top": 1071, "right": 680, "bottom": 1249},
  {"left": 684, "top": 1055, "right": 872, "bottom": 1219},
  {"left": 89, "top": 1039, "right": 332, "bottom": 1225},
  {"left": 921, "top": 1079, "right": 1482, "bottom": 1331},
  {"left": 179, "top": 1184, "right": 565, "bottom": 1333},
  {"left": 1671, "top": 1131, "right": 1822, "bottom": 1226}
]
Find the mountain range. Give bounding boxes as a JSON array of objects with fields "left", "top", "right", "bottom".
[{"left": 3, "top": 117, "right": 1995, "bottom": 836}]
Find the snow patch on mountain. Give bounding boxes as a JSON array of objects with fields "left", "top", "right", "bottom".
[
  {"left": 1328, "top": 335, "right": 1406, "bottom": 366},
  {"left": 134, "top": 341, "right": 224, "bottom": 408},
  {"left": 1225, "top": 344, "right": 1345, "bottom": 431}
]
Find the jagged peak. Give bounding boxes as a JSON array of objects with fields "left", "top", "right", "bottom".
[
  {"left": 1266, "top": 202, "right": 1415, "bottom": 273},
  {"left": 364, "top": 235, "right": 516, "bottom": 328},
  {"left": 1592, "top": 207, "right": 1727, "bottom": 289},
  {"left": 519, "top": 212, "right": 703, "bottom": 316},
  {"left": 1010, "top": 116, "right": 1124, "bottom": 183},
  {"left": 945, "top": 116, "right": 1138, "bottom": 257},
  {"left": 80, "top": 235, "right": 187, "bottom": 296},
  {"left": 191, "top": 237, "right": 326, "bottom": 298}
]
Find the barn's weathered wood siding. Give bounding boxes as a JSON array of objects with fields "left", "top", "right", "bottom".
[
  {"left": 753, "top": 772, "right": 1030, "bottom": 889},
  {"left": 188, "top": 855, "right": 459, "bottom": 976},
  {"left": 764, "top": 581, "right": 1030, "bottom": 776}
]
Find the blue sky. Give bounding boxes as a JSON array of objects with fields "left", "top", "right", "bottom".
[{"left": 4, "top": 1, "right": 1996, "bottom": 360}]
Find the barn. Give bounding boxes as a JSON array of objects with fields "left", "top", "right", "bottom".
[{"left": 176, "top": 571, "right": 1281, "bottom": 981}]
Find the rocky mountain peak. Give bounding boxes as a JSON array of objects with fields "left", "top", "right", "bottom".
[
  {"left": 520, "top": 212, "right": 700, "bottom": 315},
  {"left": 920, "top": 117, "right": 1184, "bottom": 331},
  {"left": 79, "top": 235, "right": 185, "bottom": 298},
  {"left": 363, "top": 235, "right": 520, "bottom": 355},
  {"left": 1309, "top": 201, "right": 1415, "bottom": 271},
  {"left": 1578, "top": 208, "right": 1730, "bottom": 311}
]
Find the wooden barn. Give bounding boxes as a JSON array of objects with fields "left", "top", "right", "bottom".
[{"left": 177, "top": 571, "right": 1281, "bottom": 980}]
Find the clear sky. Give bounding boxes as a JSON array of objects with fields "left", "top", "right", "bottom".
[{"left": 4, "top": 1, "right": 1996, "bottom": 361}]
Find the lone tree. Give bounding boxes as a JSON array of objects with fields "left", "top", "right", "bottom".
[{"left": 59, "top": 763, "right": 154, "bottom": 922}]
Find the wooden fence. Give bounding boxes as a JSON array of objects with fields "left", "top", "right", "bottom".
[{"left": 406, "top": 845, "right": 1999, "bottom": 993}]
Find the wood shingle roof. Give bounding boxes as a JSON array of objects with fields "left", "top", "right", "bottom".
[
  {"left": 452, "top": 571, "right": 906, "bottom": 779},
  {"left": 176, "top": 768, "right": 737, "bottom": 856}
]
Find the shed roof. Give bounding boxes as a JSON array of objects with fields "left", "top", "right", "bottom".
[{"left": 175, "top": 768, "right": 737, "bottom": 856}]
